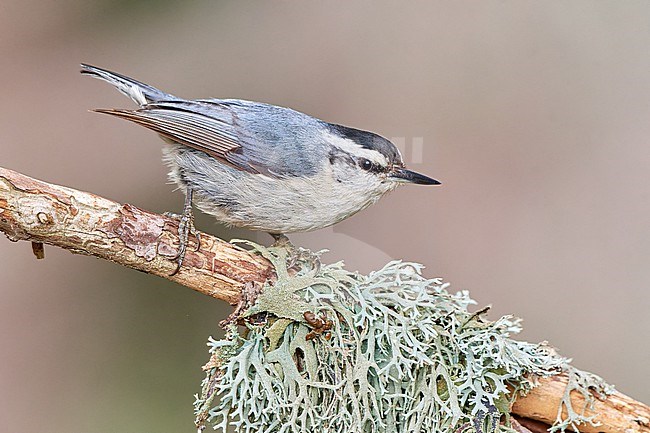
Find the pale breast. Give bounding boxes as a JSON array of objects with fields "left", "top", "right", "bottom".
[{"left": 163, "top": 145, "right": 394, "bottom": 233}]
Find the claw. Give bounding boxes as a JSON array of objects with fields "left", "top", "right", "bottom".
[
  {"left": 169, "top": 189, "right": 199, "bottom": 276},
  {"left": 269, "top": 233, "right": 321, "bottom": 273},
  {"left": 194, "top": 231, "right": 201, "bottom": 252},
  {"left": 270, "top": 233, "right": 291, "bottom": 248}
]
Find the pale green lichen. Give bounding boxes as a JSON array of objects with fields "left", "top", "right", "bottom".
[{"left": 194, "top": 243, "right": 613, "bottom": 433}]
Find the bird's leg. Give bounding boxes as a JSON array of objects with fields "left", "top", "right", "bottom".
[
  {"left": 269, "top": 233, "right": 320, "bottom": 274},
  {"left": 165, "top": 188, "right": 200, "bottom": 276},
  {"left": 270, "top": 233, "right": 292, "bottom": 248}
]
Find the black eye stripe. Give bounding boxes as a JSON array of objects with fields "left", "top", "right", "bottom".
[
  {"left": 330, "top": 150, "right": 387, "bottom": 174},
  {"left": 358, "top": 158, "right": 385, "bottom": 173},
  {"left": 328, "top": 123, "right": 403, "bottom": 166},
  {"left": 329, "top": 149, "right": 355, "bottom": 166}
]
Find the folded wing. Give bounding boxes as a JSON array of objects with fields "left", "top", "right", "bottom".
[{"left": 95, "top": 100, "right": 261, "bottom": 174}]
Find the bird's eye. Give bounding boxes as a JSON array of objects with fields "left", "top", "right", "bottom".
[{"left": 359, "top": 158, "right": 373, "bottom": 171}]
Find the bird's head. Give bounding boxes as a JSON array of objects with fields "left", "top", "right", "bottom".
[{"left": 325, "top": 123, "right": 440, "bottom": 198}]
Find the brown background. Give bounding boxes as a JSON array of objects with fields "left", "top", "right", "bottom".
[{"left": 1, "top": 1, "right": 649, "bottom": 432}]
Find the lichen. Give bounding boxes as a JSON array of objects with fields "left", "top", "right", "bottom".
[
  {"left": 194, "top": 243, "right": 612, "bottom": 433},
  {"left": 550, "top": 367, "right": 613, "bottom": 433}
]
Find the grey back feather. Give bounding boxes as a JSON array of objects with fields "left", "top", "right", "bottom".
[
  {"left": 82, "top": 64, "right": 368, "bottom": 178},
  {"left": 213, "top": 99, "right": 328, "bottom": 177}
]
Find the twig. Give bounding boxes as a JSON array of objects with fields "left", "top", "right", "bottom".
[
  {"left": 512, "top": 374, "right": 650, "bottom": 433},
  {"left": 0, "top": 166, "right": 274, "bottom": 305}
]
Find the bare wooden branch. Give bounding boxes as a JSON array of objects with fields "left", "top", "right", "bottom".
[
  {"left": 1, "top": 166, "right": 648, "bottom": 432},
  {"left": 512, "top": 374, "right": 650, "bottom": 433},
  {"left": 0, "top": 166, "right": 274, "bottom": 305}
]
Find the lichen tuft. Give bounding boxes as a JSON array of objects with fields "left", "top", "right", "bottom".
[{"left": 194, "top": 243, "right": 612, "bottom": 433}]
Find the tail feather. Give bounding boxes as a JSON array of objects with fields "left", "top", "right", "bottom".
[{"left": 80, "top": 63, "right": 175, "bottom": 106}]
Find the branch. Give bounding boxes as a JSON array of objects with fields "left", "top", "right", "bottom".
[
  {"left": 512, "top": 374, "right": 650, "bottom": 433},
  {"left": 1, "top": 166, "right": 648, "bottom": 432},
  {"left": 0, "top": 166, "right": 274, "bottom": 305}
]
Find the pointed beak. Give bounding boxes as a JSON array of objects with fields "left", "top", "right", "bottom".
[{"left": 389, "top": 167, "right": 441, "bottom": 185}]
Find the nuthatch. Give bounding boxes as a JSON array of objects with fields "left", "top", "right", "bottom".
[{"left": 81, "top": 64, "right": 439, "bottom": 272}]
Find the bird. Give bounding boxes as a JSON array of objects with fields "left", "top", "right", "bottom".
[{"left": 80, "top": 64, "right": 440, "bottom": 273}]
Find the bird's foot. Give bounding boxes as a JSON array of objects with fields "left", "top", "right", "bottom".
[
  {"left": 165, "top": 190, "right": 200, "bottom": 276},
  {"left": 270, "top": 233, "right": 292, "bottom": 248},
  {"left": 269, "top": 233, "right": 321, "bottom": 274}
]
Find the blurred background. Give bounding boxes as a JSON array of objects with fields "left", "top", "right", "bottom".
[{"left": 1, "top": 1, "right": 649, "bottom": 432}]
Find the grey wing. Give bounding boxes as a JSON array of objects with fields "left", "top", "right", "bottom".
[
  {"left": 212, "top": 99, "right": 326, "bottom": 177},
  {"left": 95, "top": 100, "right": 262, "bottom": 174}
]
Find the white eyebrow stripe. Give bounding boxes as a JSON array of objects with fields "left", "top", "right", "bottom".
[{"left": 324, "top": 132, "right": 389, "bottom": 166}]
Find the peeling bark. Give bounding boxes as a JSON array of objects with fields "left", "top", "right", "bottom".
[{"left": 0, "top": 166, "right": 274, "bottom": 304}]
